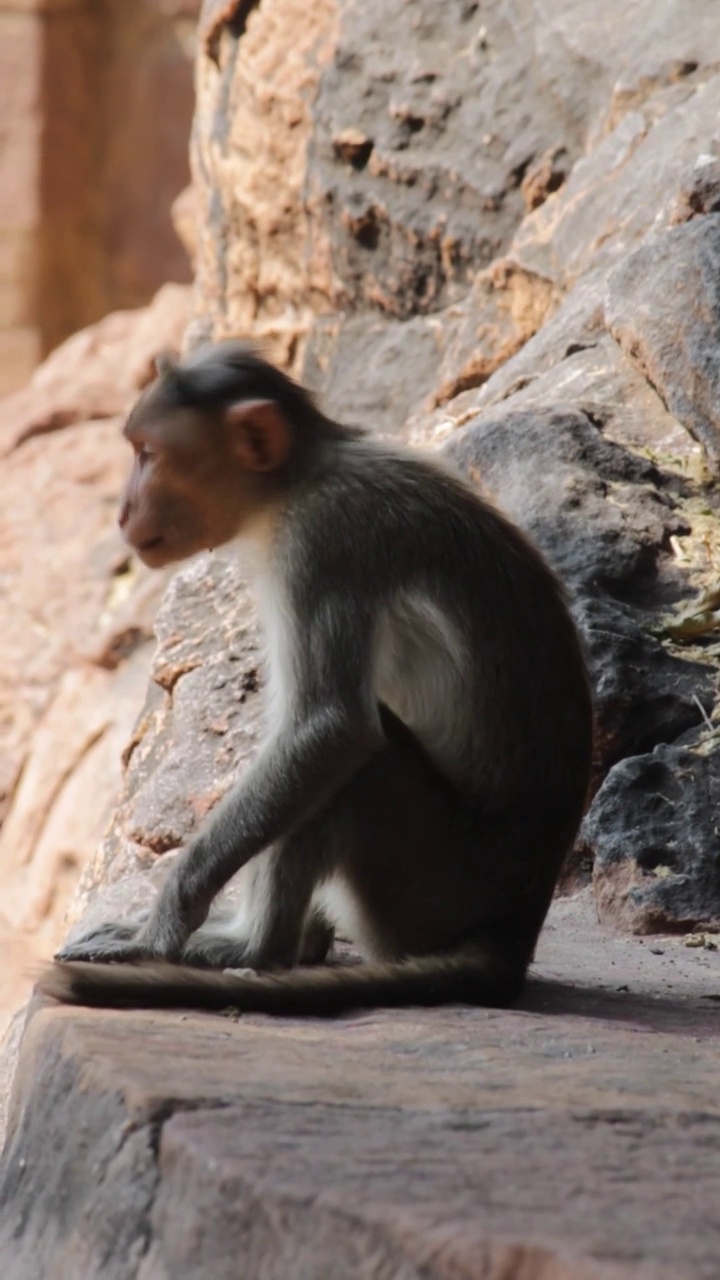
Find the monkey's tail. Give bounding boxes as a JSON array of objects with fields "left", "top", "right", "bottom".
[{"left": 37, "top": 948, "right": 527, "bottom": 1017}]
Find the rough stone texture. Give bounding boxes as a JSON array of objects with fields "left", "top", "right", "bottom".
[
  {"left": 188, "top": 0, "right": 720, "bottom": 443},
  {"left": 446, "top": 408, "right": 714, "bottom": 775},
  {"left": 0, "top": 0, "right": 199, "bottom": 394},
  {"left": 0, "top": 286, "right": 188, "bottom": 1036},
  {"left": 308, "top": 2, "right": 720, "bottom": 431},
  {"left": 302, "top": 310, "right": 451, "bottom": 441},
  {"left": 192, "top": 0, "right": 603, "bottom": 420},
  {"left": 587, "top": 738, "right": 720, "bottom": 933},
  {"left": 606, "top": 216, "right": 720, "bottom": 466},
  {"left": 0, "top": 4, "right": 44, "bottom": 391},
  {"left": 307, "top": 1, "right": 586, "bottom": 318},
  {"left": 3, "top": 893, "right": 720, "bottom": 1278},
  {"left": 190, "top": 0, "right": 339, "bottom": 367},
  {"left": 65, "top": 553, "right": 264, "bottom": 921}
]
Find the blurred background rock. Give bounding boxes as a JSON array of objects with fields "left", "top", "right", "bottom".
[
  {"left": 0, "top": 0, "right": 199, "bottom": 1034},
  {"left": 0, "top": 0, "right": 198, "bottom": 396}
]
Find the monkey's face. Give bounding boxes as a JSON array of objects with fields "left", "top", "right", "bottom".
[{"left": 119, "top": 398, "right": 291, "bottom": 567}]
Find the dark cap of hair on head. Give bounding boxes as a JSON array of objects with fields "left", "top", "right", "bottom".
[{"left": 143, "top": 341, "right": 362, "bottom": 443}]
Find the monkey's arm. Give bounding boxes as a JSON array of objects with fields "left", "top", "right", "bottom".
[
  {"left": 148, "top": 710, "right": 382, "bottom": 955},
  {"left": 58, "top": 593, "right": 382, "bottom": 963}
]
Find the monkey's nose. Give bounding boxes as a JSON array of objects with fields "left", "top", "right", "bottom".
[
  {"left": 118, "top": 501, "right": 131, "bottom": 529},
  {"left": 138, "top": 535, "right": 165, "bottom": 552}
]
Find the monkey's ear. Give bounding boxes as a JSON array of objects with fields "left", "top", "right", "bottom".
[{"left": 225, "top": 400, "right": 292, "bottom": 472}]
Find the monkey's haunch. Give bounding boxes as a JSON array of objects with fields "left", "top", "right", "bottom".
[{"left": 38, "top": 951, "right": 523, "bottom": 1018}]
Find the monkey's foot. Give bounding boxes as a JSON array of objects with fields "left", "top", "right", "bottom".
[
  {"left": 180, "top": 935, "right": 257, "bottom": 970},
  {"left": 55, "top": 940, "right": 152, "bottom": 964},
  {"left": 55, "top": 921, "right": 152, "bottom": 965}
]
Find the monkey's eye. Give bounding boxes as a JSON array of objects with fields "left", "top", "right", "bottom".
[{"left": 136, "top": 445, "right": 154, "bottom": 465}]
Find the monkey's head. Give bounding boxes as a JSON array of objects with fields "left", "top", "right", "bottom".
[{"left": 118, "top": 342, "right": 341, "bottom": 567}]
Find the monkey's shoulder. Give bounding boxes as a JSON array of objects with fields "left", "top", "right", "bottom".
[
  {"left": 278, "top": 445, "right": 454, "bottom": 576},
  {"left": 289, "top": 440, "right": 553, "bottom": 586},
  {"left": 294, "top": 440, "right": 481, "bottom": 527}
]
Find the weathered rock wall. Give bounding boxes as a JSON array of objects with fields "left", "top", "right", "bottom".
[
  {"left": 0, "top": 0, "right": 199, "bottom": 395},
  {"left": 189, "top": 0, "right": 339, "bottom": 365},
  {"left": 0, "top": 284, "right": 189, "bottom": 1036}
]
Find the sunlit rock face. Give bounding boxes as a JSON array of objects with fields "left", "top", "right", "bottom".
[{"left": 0, "top": 0, "right": 200, "bottom": 395}]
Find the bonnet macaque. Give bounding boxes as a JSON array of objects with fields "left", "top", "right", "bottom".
[{"left": 40, "top": 342, "right": 593, "bottom": 1015}]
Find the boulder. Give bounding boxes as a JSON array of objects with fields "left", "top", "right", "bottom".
[
  {"left": 446, "top": 408, "right": 714, "bottom": 774},
  {"left": 0, "top": 283, "right": 190, "bottom": 455},
  {"left": 587, "top": 739, "right": 720, "bottom": 932}
]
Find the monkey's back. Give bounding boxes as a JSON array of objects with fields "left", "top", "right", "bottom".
[{"left": 286, "top": 438, "right": 593, "bottom": 818}]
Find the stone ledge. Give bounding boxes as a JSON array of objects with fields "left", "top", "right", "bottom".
[{"left": 2, "top": 894, "right": 719, "bottom": 1279}]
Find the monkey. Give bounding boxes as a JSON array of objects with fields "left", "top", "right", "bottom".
[{"left": 38, "top": 340, "right": 593, "bottom": 1017}]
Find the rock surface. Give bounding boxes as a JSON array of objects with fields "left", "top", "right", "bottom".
[
  {"left": 606, "top": 216, "right": 720, "bottom": 467},
  {"left": 65, "top": 553, "right": 264, "bottom": 925},
  {"left": 0, "top": 286, "right": 188, "bottom": 1036},
  {"left": 190, "top": 0, "right": 339, "bottom": 366},
  {"left": 3, "top": 892, "right": 720, "bottom": 1278},
  {"left": 587, "top": 739, "right": 720, "bottom": 933},
  {"left": 0, "top": 283, "right": 190, "bottom": 456},
  {"left": 0, "top": 0, "right": 199, "bottom": 394},
  {"left": 447, "top": 408, "right": 713, "bottom": 776}
]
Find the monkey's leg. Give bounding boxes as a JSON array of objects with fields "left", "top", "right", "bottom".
[
  {"left": 56, "top": 919, "right": 142, "bottom": 962},
  {"left": 170, "top": 857, "right": 264, "bottom": 969},
  {"left": 176, "top": 708, "right": 416, "bottom": 971},
  {"left": 57, "top": 857, "right": 334, "bottom": 970},
  {"left": 306, "top": 729, "right": 572, "bottom": 978},
  {"left": 299, "top": 912, "right": 335, "bottom": 964},
  {"left": 45, "top": 743, "right": 578, "bottom": 1011},
  {"left": 183, "top": 727, "right": 563, "bottom": 979},
  {"left": 57, "top": 725, "right": 569, "bottom": 983},
  {"left": 180, "top": 830, "right": 334, "bottom": 970}
]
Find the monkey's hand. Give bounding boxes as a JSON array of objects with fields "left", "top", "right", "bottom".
[{"left": 55, "top": 917, "right": 161, "bottom": 965}]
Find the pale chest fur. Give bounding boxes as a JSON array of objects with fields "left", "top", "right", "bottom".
[
  {"left": 373, "top": 591, "right": 471, "bottom": 788},
  {"left": 252, "top": 570, "right": 296, "bottom": 735},
  {"left": 253, "top": 561, "right": 470, "bottom": 786}
]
